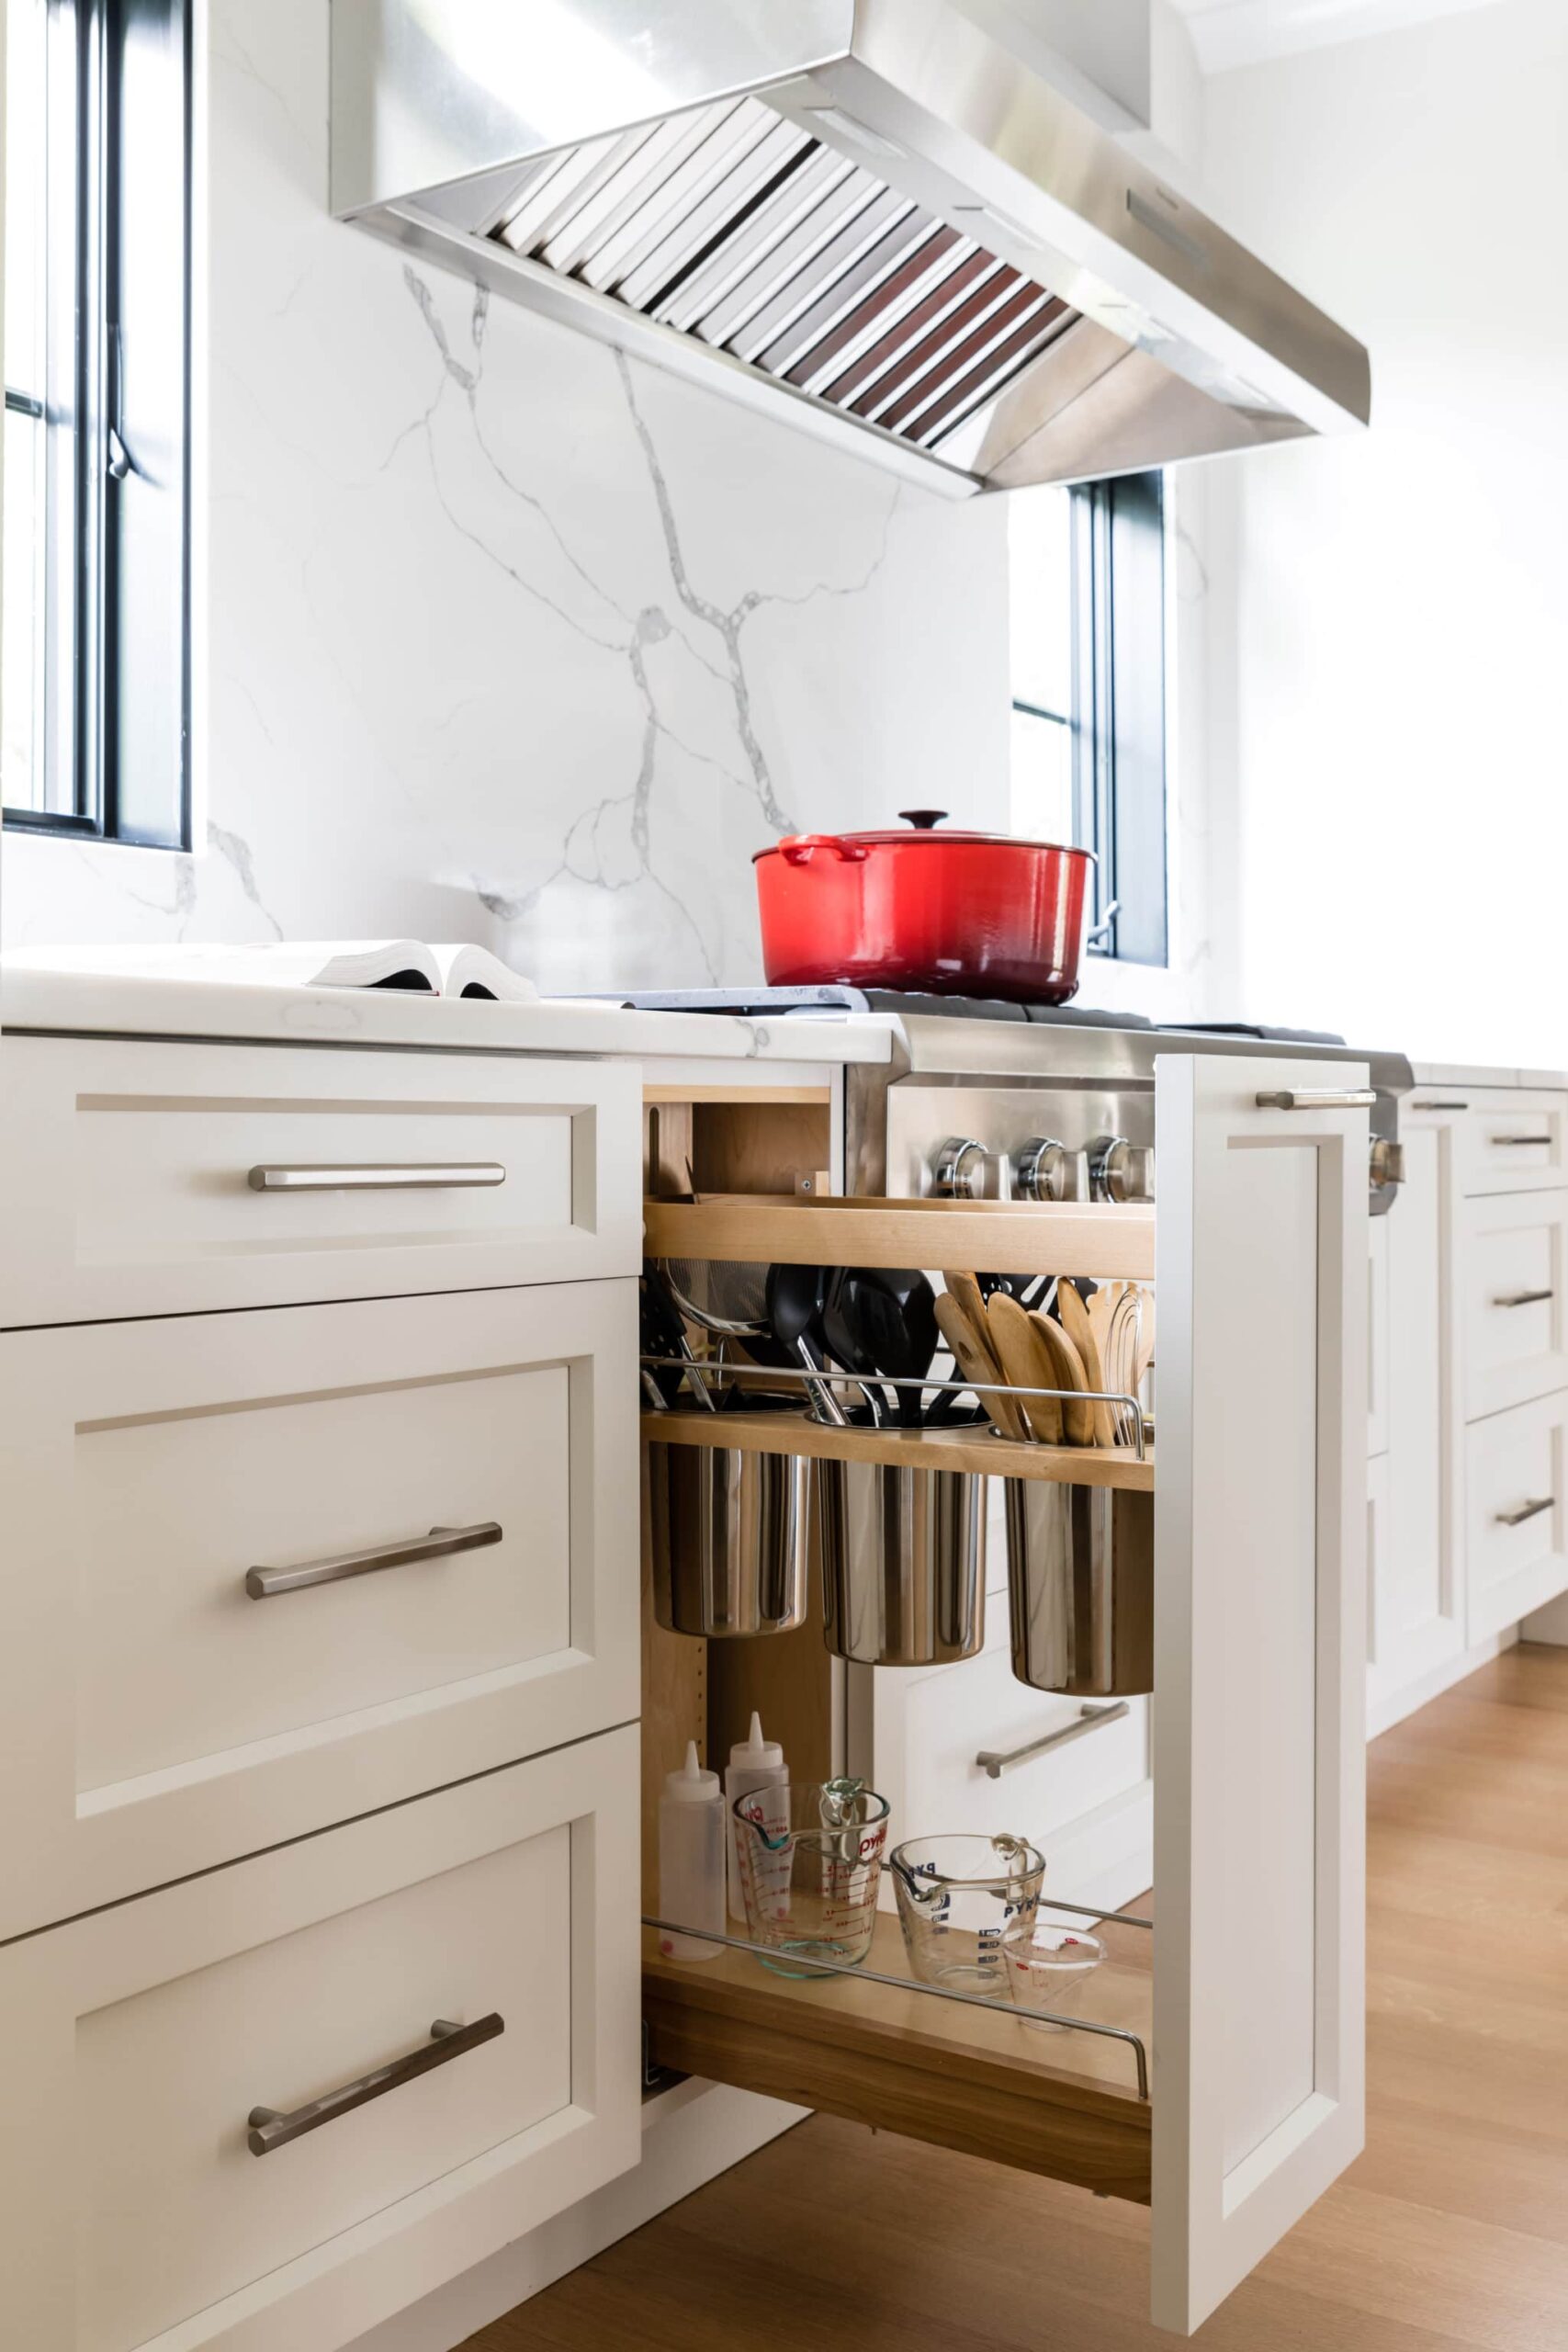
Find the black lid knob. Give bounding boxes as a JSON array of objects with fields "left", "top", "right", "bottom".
[{"left": 898, "top": 809, "right": 948, "bottom": 830}]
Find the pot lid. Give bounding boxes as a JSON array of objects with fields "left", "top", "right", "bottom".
[{"left": 755, "top": 811, "right": 1096, "bottom": 859}]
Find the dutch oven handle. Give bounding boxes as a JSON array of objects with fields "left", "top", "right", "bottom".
[
  {"left": 779, "top": 834, "right": 869, "bottom": 865},
  {"left": 898, "top": 809, "right": 949, "bottom": 829}
]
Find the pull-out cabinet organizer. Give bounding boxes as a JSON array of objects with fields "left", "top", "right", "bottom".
[{"left": 640, "top": 1057, "right": 1370, "bottom": 2336}]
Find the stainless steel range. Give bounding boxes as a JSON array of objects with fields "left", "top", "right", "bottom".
[{"left": 620, "top": 988, "right": 1415, "bottom": 1215}]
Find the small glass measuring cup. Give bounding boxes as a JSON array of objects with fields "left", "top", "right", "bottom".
[
  {"left": 888, "top": 1832, "right": 1045, "bottom": 1994},
  {"left": 733, "top": 1779, "right": 890, "bottom": 1979},
  {"left": 1001, "top": 1920, "right": 1108, "bottom": 2018}
]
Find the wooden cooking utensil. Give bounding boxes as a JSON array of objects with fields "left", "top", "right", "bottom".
[
  {"left": 1030, "top": 1308, "right": 1095, "bottom": 1447},
  {"left": 1055, "top": 1278, "right": 1119, "bottom": 1448},
  {"left": 942, "top": 1269, "right": 989, "bottom": 1337},
  {"left": 1088, "top": 1279, "right": 1123, "bottom": 1361},
  {"left": 934, "top": 1291, "right": 1029, "bottom": 1442},
  {"left": 985, "top": 1293, "right": 1064, "bottom": 1445}
]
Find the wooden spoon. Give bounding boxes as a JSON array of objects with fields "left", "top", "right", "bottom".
[
  {"left": 1030, "top": 1308, "right": 1095, "bottom": 1447},
  {"left": 985, "top": 1293, "right": 1064, "bottom": 1445},
  {"left": 1056, "top": 1279, "right": 1118, "bottom": 1449},
  {"left": 942, "top": 1269, "right": 989, "bottom": 1337},
  {"left": 934, "top": 1291, "right": 1030, "bottom": 1442}
]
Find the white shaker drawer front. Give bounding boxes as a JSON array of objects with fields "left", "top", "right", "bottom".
[
  {"left": 1460, "top": 1090, "right": 1568, "bottom": 1195},
  {"left": 886, "top": 1635, "right": 1151, "bottom": 1902},
  {"left": 0, "top": 1035, "right": 640, "bottom": 1326},
  {"left": 1462, "top": 1189, "right": 1568, "bottom": 1420},
  {"left": 0, "top": 1729, "right": 639, "bottom": 2352},
  {"left": 0, "top": 1282, "right": 637, "bottom": 1939},
  {"left": 1465, "top": 1394, "right": 1568, "bottom": 1643}
]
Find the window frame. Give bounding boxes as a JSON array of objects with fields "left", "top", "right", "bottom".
[
  {"left": 2, "top": 0, "right": 193, "bottom": 849},
  {"left": 1010, "top": 469, "right": 1168, "bottom": 968}
]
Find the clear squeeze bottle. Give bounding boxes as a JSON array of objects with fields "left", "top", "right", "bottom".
[{"left": 658, "top": 1740, "right": 726, "bottom": 1961}]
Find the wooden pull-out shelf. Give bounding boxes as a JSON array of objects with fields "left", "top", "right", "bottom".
[
  {"left": 644, "top": 1193, "right": 1156, "bottom": 1281},
  {"left": 641, "top": 1407, "right": 1154, "bottom": 1492},
  {"left": 643, "top": 1915, "right": 1152, "bottom": 2203}
]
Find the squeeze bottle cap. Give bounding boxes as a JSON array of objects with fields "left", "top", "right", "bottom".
[
  {"left": 728, "top": 1712, "right": 784, "bottom": 1770},
  {"left": 664, "top": 1739, "right": 721, "bottom": 1802}
]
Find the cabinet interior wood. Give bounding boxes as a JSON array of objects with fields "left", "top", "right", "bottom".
[{"left": 638, "top": 1087, "right": 1155, "bottom": 2190}]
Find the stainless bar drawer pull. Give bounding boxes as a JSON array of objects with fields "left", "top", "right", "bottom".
[
  {"left": 248, "top": 1161, "right": 507, "bottom": 1192},
  {"left": 1255, "top": 1089, "right": 1378, "bottom": 1112},
  {"left": 1493, "top": 1135, "right": 1553, "bottom": 1149},
  {"left": 1495, "top": 1496, "right": 1554, "bottom": 1529},
  {"left": 248, "top": 2013, "right": 504, "bottom": 2155},
  {"left": 1410, "top": 1100, "right": 1470, "bottom": 1112},
  {"left": 1494, "top": 1289, "right": 1555, "bottom": 1310},
  {"left": 245, "top": 1520, "right": 502, "bottom": 1600},
  {"left": 976, "top": 1701, "right": 1129, "bottom": 1780}
]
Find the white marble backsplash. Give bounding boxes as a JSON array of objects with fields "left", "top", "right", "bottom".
[{"left": 1, "top": 0, "right": 1010, "bottom": 992}]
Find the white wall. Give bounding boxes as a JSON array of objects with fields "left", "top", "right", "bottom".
[
  {"left": 1197, "top": 0, "right": 1568, "bottom": 1065},
  {"left": 0, "top": 0, "right": 1010, "bottom": 991}
]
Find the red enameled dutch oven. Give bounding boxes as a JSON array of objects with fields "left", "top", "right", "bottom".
[{"left": 753, "top": 810, "right": 1096, "bottom": 1005}]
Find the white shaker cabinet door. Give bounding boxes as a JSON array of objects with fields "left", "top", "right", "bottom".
[
  {"left": 0, "top": 1729, "right": 639, "bottom": 2352},
  {"left": 0, "top": 1280, "right": 637, "bottom": 1939},
  {"left": 1152, "top": 1056, "right": 1367, "bottom": 2335},
  {"left": 1368, "top": 1106, "right": 1466, "bottom": 1722}
]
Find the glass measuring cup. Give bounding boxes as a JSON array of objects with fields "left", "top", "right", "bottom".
[
  {"left": 888, "top": 1832, "right": 1045, "bottom": 1994},
  {"left": 1001, "top": 1920, "right": 1108, "bottom": 2018},
  {"left": 733, "top": 1780, "right": 890, "bottom": 1979}
]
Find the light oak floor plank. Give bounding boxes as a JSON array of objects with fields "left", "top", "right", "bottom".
[{"left": 464, "top": 1643, "right": 1568, "bottom": 2349}]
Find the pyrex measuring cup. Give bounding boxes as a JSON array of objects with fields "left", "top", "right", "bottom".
[
  {"left": 888, "top": 1832, "right": 1045, "bottom": 1994},
  {"left": 733, "top": 1780, "right": 890, "bottom": 1979}
]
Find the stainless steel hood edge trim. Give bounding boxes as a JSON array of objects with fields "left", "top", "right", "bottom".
[{"left": 330, "top": 0, "right": 1371, "bottom": 491}]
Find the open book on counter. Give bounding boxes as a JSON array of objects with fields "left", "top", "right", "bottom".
[{"left": 2, "top": 941, "right": 540, "bottom": 1001}]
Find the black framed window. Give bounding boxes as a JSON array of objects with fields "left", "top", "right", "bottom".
[
  {"left": 1010, "top": 471, "right": 1168, "bottom": 966},
  {"left": 2, "top": 0, "right": 192, "bottom": 846}
]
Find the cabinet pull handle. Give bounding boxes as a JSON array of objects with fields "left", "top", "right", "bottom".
[
  {"left": 1493, "top": 1289, "right": 1554, "bottom": 1311},
  {"left": 1255, "top": 1089, "right": 1378, "bottom": 1112},
  {"left": 1495, "top": 1496, "right": 1554, "bottom": 1529},
  {"left": 976, "top": 1702, "right": 1129, "bottom": 1780},
  {"left": 248, "top": 2014, "right": 504, "bottom": 2155},
  {"left": 1492, "top": 1136, "right": 1553, "bottom": 1149},
  {"left": 1410, "top": 1099, "right": 1469, "bottom": 1112},
  {"left": 247, "top": 1162, "right": 507, "bottom": 1192},
  {"left": 245, "top": 1520, "right": 502, "bottom": 1600}
]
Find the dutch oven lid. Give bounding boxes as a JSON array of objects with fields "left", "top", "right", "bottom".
[{"left": 755, "top": 811, "right": 1095, "bottom": 860}]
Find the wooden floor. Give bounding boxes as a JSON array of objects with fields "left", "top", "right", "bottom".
[{"left": 466, "top": 1644, "right": 1568, "bottom": 2350}]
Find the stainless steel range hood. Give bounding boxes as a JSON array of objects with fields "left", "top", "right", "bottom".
[{"left": 331, "top": 0, "right": 1371, "bottom": 494}]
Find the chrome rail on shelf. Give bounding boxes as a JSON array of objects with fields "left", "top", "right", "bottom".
[{"left": 641, "top": 1912, "right": 1151, "bottom": 2101}]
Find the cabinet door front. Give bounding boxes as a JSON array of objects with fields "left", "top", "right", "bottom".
[
  {"left": 1152, "top": 1056, "right": 1367, "bottom": 2335},
  {"left": 1463, "top": 1188, "right": 1568, "bottom": 1420},
  {"left": 0, "top": 1731, "right": 638, "bottom": 2352},
  {"left": 0, "top": 1036, "right": 641, "bottom": 1325},
  {"left": 1369, "top": 1110, "right": 1464, "bottom": 1721},
  {"left": 1466, "top": 1393, "right": 1568, "bottom": 1642},
  {"left": 0, "top": 1283, "right": 637, "bottom": 1939}
]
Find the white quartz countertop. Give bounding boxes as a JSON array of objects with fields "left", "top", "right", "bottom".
[
  {"left": 1409, "top": 1059, "right": 1568, "bottom": 1091},
  {"left": 0, "top": 963, "right": 897, "bottom": 1066}
]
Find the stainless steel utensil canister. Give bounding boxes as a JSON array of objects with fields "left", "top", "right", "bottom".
[
  {"left": 647, "top": 1443, "right": 809, "bottom": 1638},
  {"left": 818, "top": 1459, "right": 986, "bottom": 1666},
  {"left": 1005, "top": 1485, "right": 1154, "bottom": 1695}
]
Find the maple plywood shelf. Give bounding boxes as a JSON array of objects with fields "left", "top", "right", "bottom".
[
  {"left": 643, "top": 1193, "right": 1156, "bottom": 1282},
  {"left": 642, "top": 1911, "right": 1154, "bottom": 2203},
  {"left": 640, "top": 1405, "right": 1154, "bottom": 1491}
]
